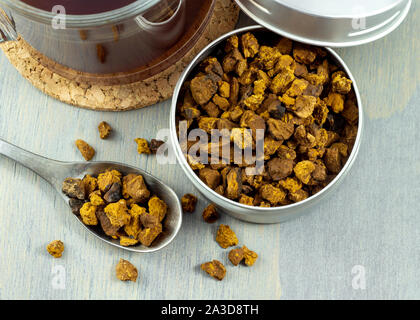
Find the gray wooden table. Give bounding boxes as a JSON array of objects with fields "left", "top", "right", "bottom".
[{"left": 0, "top": 6, "right": 419, "bottom": 300}]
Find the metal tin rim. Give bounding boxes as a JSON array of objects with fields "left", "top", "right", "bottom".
[
  {"left": 234, "top": 0, "right": 412, "bottom": 47},
  {"left": 170, "top": 25, "right": 364, "bottom": 220}
]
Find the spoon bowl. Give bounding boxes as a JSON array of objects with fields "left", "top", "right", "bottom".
[{"left": 0, "top": 138, "right": 182, "bottom": 253}]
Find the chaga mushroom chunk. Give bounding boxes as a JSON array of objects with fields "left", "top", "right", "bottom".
[{"left": 190, "top": 74, "right": 218, "bottom": 105}]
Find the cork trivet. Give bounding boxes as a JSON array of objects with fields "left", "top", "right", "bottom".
[{"left": 0, "top": 0, "right": 239, "bottom": 111}]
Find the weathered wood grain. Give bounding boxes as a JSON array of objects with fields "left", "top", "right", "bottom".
[{"left": 0, "top": 6, "right": 419, "bottom": 300}]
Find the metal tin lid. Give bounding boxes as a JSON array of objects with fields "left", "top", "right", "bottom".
[{"left": 235, "top": 0, "right": 412, "bottom": 46}]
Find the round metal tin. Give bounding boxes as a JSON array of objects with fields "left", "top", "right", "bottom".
[
  {"left": 235, "top": 0, "right": 412, "bottom": 47},
  {"left": 170, "top": 25, "right": 364, "bottom": 224}
]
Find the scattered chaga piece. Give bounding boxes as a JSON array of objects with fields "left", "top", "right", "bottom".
[
  {"left": 304, "top": 83, "right": 323, "bottom": 97},
  {"left": 228, "top": 247, "right": 244, "bottom": 266},
  {"left": 199, "top": 168, "right": 221, "bottom": 190},
  {"left": 98, "top": 170, "right": 121, "bottom": 192},
  {"left": 239, "top": 194, "right": 254, "bottom": 206},
  {"left": 116, "top": 259, "right": 138, "bottom": 282},
  {"left": 267, "top": 158, "right": 294, "bottom": 181},
  {"left": 294, "top": 62, "right": 308, "bottom": 77},
  {"left": 125, "top": 204, "right": 145, "bottom": 237},
  {"left": 104, "top": 200, "right": 131, "bottom": 228},
  {"left": 89, "top": 190, "right": 105, "bottom": 202},
  {"left": 140, "top": 211, "right": 160, "bottom": 229},
  {"left": 242, "top": 245, "right": 258, "bottom": 266},
  {"left": 289, "top": 189, "right": 309, "bottom": 203},
  {"left": 201, "top": 260, "right": 226, "bottom": 281},
  {"left": 190, "top": 74, "right": 218, "bottom": 105},
  {"left": 150, "top": 139, "right": 165, "bottom": 154},
  {"left": 184, "top": 106, "right": 201, "bottom": 120},
  {"left": 286, "top": 78, "right": 309, "bottom": 97},
  {"left": 267, "top": 118, "right": 294, "bottom": 141},
  {"left": 135, "top": 138, "right": 151, "bottom": 155},
  {"left": 294, "top": 95, "right": 316, "bottom": 118},
  {"left": 46, "top": 240, "right": 64, "bottom": 258},
  {"left": 276, "top": 37, "right": 293, "bottom": 54},
  {"left": 213, "top": 94, "right": 230, "bottom": 111},
  {"left": 241, "top": 32, "right": 259, "bottom": 58},
  {"left": 239, "top": 110, "right": 266, "bottom": 139},
  {"left": 294, "top": 160, "right": 316, "bottom": 184},
  {"left": 293, "top": 44, "right": 317, "bottom": 64},
  {"left": 69, "top": 198, "right": 84, "bottom": 215},
  {"left": 231, "top": 128, "right": 253, "bottom": 150},
  {"left": 103, "top": 182, "right": 122, "bottom": 203},
  {"left": 122, "top": 173, "right": 150, "bottom": 203},
  {"left": 62, "top": 178, "right": 86, "bottom": 200},
  {"left": 120, "top": 236, "right": 139, "bottom": 247},
  {"left": 79, "top": 202, "right": 98, "bottom": 225},
  {"left": 203, "top": 101, "right": 221, "bottom": 118},
  {"left": 82, "top": 174, "right": 98, "bottom": 195},
  {"left": 216, "top": 224, "right": 238, "bottom": 249},
  {"left": 148, "top": 196, "right": 167, "bottom": 222},
  {"left": 278, "top": 177, "right": 302, "bottom": 193},
  {"left": 342, "top": 99, "right": 359, "bottom": 124},
  {"left": 331, "top": 71, "right": 352, "bottom": 94},
  {"left": 265, "top": 96, "right": 286, "bottom": 119},
  {"left": 201, "top": 57, "right": 223, "bottom": 79},
  {"left": 202, "top": 204, "right": 219, "bottom": 223},
  {"left": 96, "top": 207, "right": 120, "bottom": 237},
  {"left": 324, "top": 113, "right": 346, "bottom": 133},
  {"left": 215, "top": 185, "right": 224, "bottom": 196},
  {"left": 260, "top": 184, "right": 286, "bottom": 205},
  {"left": 138, "top": 223, "right": 163, "bottom": 247},
  {"left": 219, "top": 81, "right": 230, "bottom": 98},
  {"left": 198, "top": 117, "right": 219, "bottom": 134},
  {"left": 226, "top": 168, "right": 242, "bottom": 200},
  {"left": 98, "top": 121, "right": 112, "bottom": 139},
  {"left": 264, "top": 137, "right": 282, "bottom": 160},
  {"left": 225, "top": 35, "right": 239, "bottom": 52},
  {"left": 90, "top": 192, "right": 104, "bottom": 206},
  {"left": 324, "top": 92, "right": 345, "bottom": 113},
  {"left": 181, "top": 193, "right": 198, "bottom": 213},
  {"left": 75, "top": 139, "right": 95, "bottom": 161},
  {"left": 270, "top": 68, "right": 295, "bottom": 94},
  {"left": 324, "top": 147, "right": 342, "bottom": 174}
]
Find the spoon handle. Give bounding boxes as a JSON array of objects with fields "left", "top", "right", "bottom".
[{"left": 0, "top": 138, "right": 69, "bottom": 189}]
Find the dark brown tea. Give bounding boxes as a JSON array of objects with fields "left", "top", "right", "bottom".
[{"left": 21, "top": 0, "right": 137, "bottom": 15}]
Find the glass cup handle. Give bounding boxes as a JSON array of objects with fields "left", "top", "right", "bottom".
[
  {"left": 136, "top": 0, "right": 185, "bottom": 26},
  {"left": 0, "top": 8, "right": 17, "bottom": 43},
  {"left": 135, "top": 0, "right": 186, "bottom": 48}
]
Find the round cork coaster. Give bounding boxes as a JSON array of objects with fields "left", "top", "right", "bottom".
[{"left": 0, "top": 0, "right": 239, "bottom": 111}]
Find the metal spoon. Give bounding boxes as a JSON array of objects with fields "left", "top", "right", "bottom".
[{"left": 0, "top": 138, "right": 182, "bottom": 253}]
